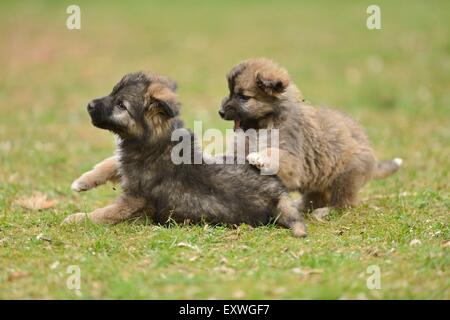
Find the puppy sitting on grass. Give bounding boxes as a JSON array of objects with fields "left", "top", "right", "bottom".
[
  {"left": 219, "top": 58, "right": 402, "bottom": 217},
  {"left": 64, "top": 72, "right": 307, "bottom": 237}
]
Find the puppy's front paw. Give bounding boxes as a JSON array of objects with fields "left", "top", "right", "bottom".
[
  {"left": 62, "top": 212, "right": 88, "bottom": 225},
  {"left": 71, "top": 175, "right": 95, "bottom": 192},
  {"left": 247, "top": 152, "right": 269, "bottom": 169}
]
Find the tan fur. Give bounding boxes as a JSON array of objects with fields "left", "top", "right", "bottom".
[
  {"left": 221, "top": 58, "right": 402, "bottom": 213},
  {"left": 275, "top": 194, "right": 307, "bottom": 237},
  {"left": 145, "top": 82, "right": 180, "bottom": 141},
  {"left": 146, "top": 82, "right": 178, "bottom": 106},
  {"left": 62, "top": 195, "right": 146, "bottom": 224},
  {"left": 71, "top": 156, "right": 119, "bottom": 192}
]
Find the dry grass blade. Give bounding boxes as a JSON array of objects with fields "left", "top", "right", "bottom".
[{"left": 15, "top": 192, "right": 56, "bottom": 211}]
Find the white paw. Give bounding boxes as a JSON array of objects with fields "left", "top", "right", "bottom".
[
  {"left": 71, "top": 177, "right": 94, "bottom": 192},
  {"left": 247, "top": 152, "right": 269, "bottom": 169},
  {"left": 71, "top": 180, "right": 85, "bottom": 192},
  {"left": 62, "top": 212, "right": 88, "bottom": 225},
  {"left": 393, "top": 158, "right": 403, "bottom": 166}
]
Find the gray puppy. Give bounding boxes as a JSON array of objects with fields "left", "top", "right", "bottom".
[
  {"left": 64, "top": 72, "right": 307, "bottom": 237},
  {"left": 219, "top": 58, "right": 402, "bottom": 217}
]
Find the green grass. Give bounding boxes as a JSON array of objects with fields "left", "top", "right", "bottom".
[{"left": 0, "top": 0, "right": 449, "bottom": 299}]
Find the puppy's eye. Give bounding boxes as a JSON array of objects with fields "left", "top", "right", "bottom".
[
  {"left": 117, "top": 102, "right": 127, "bottom": 111},
  {"left": 238, "top": 94, "right": 251, "bottom": 101}
]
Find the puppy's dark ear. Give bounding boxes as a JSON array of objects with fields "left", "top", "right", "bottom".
[
  {"left": 153, "top": 99, "right": 177, "bottom": 118},
  {"left": 255, "top": 68, "right": 289, "bottom": 96},
  {"left": 145, "top": 83, "right": 179, "bottom": 118}
]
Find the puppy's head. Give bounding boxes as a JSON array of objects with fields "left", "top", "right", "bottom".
[
  {"left": 87, "top": 72, "right": 179, "bottom": 140},
  {"left": 219, "top": 58, "right": 291, "bottom": 130}
]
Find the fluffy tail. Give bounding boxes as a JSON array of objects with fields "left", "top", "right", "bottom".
[{"left": 372, "top": 158, "right": 403, "bottom": 179}]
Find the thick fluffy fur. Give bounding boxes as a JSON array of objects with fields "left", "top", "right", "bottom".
[
  {"left": 65, "top": 72, "right": 307, "bottom": 237},
  {"left": 219, "top": 58, "right": 402, "bottom": 212}
]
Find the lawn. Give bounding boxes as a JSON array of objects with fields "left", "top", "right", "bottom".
[{"left": 0, "top": 0, "right": 449, "bottom": 299}]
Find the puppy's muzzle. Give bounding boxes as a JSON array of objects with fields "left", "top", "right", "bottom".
[
  {"left": 87, "top": 99, "right": 110, "bottom": 129},
  {"left": 87, "top": 101, "right": 96, "bottom": 112},
  {"left": 87, "top": 100, "right": 102, "bottom": 120},
  {"left": 219, "top": 105, "right": 242, "bottom": 130},
  {"left": 219, "top": 104, "right": 238, "bottom": 121}
]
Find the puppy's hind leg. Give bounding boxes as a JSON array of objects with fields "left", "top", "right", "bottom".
[
  {"left": 301, "top": 191, "right": 331, "bottom": 211},
  {"left": 330, "top": 154, "right": 374, "bottom": 208},
  {"left": 300, "top": 191, "right": 332, "bottom": 222},
  {"left": 71, "top": 156, "right": 120, "bottom": 192},
  {"left": 274, "top": 194, "right": 307, "bottom": 237},
  {"left": 308, "top": 171, "right": 365, "bottom": 222},
  {"left": 62, "top": 195, "right": 146, "bottom": 225}
]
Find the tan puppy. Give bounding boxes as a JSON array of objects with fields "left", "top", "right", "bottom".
[{"left": 219, "top": 58, "right": 402, "bottom": 217}]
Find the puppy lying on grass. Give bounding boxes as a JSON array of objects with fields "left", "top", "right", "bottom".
[
  {"left": 64, "top": 72, "right": 307, "bottom": 237},
  {"left": 219, "top": 58, "right": 402, "bottom": 217}
]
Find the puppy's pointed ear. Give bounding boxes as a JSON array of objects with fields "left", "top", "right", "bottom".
[
  {"left": 255, "top": 68, "right": 289, "bottom": 96},
  {"left": 145, "top": 83, "right": 180, "bottom": 118},
  {"left": 152, "top": 99, "right": 177, "bottom": 118}
]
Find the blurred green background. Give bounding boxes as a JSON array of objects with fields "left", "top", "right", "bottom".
[{"left": 0, "top": 0, "right": 448, "bottom": 299}]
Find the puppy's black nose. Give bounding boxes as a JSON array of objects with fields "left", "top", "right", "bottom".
[
  {"left": 87, "top": 101, "right": 95, "bottom": 112},
  {"left": 218, "top": 110, "right": 225, "bottom": 118}
]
